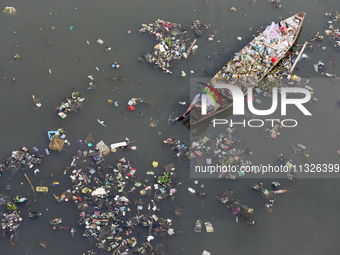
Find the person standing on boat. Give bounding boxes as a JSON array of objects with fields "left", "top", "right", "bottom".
[{"left": 182, "top": 91, "right": 215, "bottom": 117}]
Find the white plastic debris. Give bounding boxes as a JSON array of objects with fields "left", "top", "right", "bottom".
[
  {"left": 96, "top": 38, "right": 104, "bottom": 44},
  {"left": 167, "top": 228, "right": 174, "bottom": 235},
  {"left": 202, "top": 251, "right": 211, "bottom": 255},
  {"left": 179, "top": 102, "right": 187, "bottom": 105},
  {"left": 188, "top": 187, "right": 196, "bottom": 193},
  {"left": 118, "top": 196, "right": 129, "bottom": 202},
  {"left": 97, "top": 119, "right": 106, "bottom": 128},
  {"left": 110, "top": 141, "right": 128, "bottom": 150},
  {"left": 147, "top": 236, "right": 154, "bottom": 242},
  {"left": 91, "top": 187, "right": 107, "bottom": 197},
  {"left": 237, "top": 37, "right": 242, "bottom": 41}
]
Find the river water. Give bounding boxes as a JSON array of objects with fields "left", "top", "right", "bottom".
[{"left": 1, "top": 0, "right": 340, "bottom": 254}]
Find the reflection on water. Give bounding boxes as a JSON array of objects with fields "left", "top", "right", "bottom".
[{"left": 1, "top": 0, "right": 340, "bottom": 254}]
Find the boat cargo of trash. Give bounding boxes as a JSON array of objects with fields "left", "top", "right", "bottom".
[{"left": 190, "top": 12, "right": 306, "bottom": 125}]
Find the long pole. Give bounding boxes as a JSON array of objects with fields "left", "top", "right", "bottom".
[
  {"left": 289, "top": 41, "right": 308, "bottom": 74},
  {"left": 186, "top": 39, "right": 197, "bottom": 58},
  {"left": 24, "top": 173, "right": 37, "bottom": 201}
]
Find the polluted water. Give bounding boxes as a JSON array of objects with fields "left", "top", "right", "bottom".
[{"left": 1, "top": 0, "right": 340, "bottom": 255}]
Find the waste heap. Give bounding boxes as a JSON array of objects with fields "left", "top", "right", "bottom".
[
  {"left": 162, "top": 137, "right": 191, "bottom": 160},
  {"left": 325, "top": 12, "right": 340, "bottom": 51},
  {"left": 154, "top": 163, "right": 180, "bottom": 203},
  {"left": 139, "top": 19, "right": 208, "bottom": 74},
  {"left": 251, "top": 182, "right": 288, "bottom": 199},
  {"left": 127, "top": 97, "right": 144, "bottom": 111},
  {"left": 1, "top": 210, "right": 22, "bottom": 244},
  {"left": 54, "top": 145, "right": 181, "bottom": 253},
  {"left": 269, "top": 0, "right": 283, "bottom": 8},
  {"left": 188, "top": 20, "right": 210, "bottom": 38},
  {"left": 213, "top": 13, "right": 305, "bottom": 97},
  {"left": 190, "top": 128, "right": 251, "bottom": 179},
  {"left": 218, "top": 190, "right": 256, "bottom": 229},
  {"left": 47, "top": 128, "right": 68, "bottom": 153},
  {"left": 54, "top": 91, "right": 85, "bottom": 119},
  {"left": 0, "top": 146, "right": 42, "bottom": 175}
]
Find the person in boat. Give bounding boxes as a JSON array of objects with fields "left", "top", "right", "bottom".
[{"left": 182, "top": 91, "right": 215, "bottom": 117}]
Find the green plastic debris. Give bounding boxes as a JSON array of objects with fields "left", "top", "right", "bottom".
[{"left": 238, "top": 171, "right": 245, "bottom": 177}]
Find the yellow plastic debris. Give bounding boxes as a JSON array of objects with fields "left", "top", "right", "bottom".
[
  {"left": 36, "top": 186, "right": 48, "bottom": 192},
  {"left": 152, "top": 161, "right": 158, "bottom": 168}
]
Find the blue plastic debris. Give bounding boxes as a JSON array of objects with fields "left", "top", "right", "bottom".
[{"left": 48, "top": 130, "right": 59, "bottom": 140}]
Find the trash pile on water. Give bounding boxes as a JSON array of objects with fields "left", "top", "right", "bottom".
[
  {"left": 127, "top": 97, "right": 144, "bottom": 111},
  {"left": 154, "top": 163, "right": 180, "bottom": 202},
  {"left": 0, "top": 146, "right": 42, "bottom": 176},
  {"left": 218, "top": 190, "right": 256, "bottom": 229},
  {"left": 54, "top": 91, "right": 85, "bottom": 119},
  {"left": 48, "top": 135, "right": 182, "bottom": 253},
  {"left": 47, "top": 128, "right": 68, "bottom": 153},
  {"left": 1, "top": 194, "right": 29, "bottom": 244},
  {"left": 1, "top": 211, "right": 22, "bottom": 244},
  {"left": 268, "top": 0, "right": 283, "bottom": 8},
  {"left": 192, "top": 129, "right": 252, "bottom": 179},
  {"left": 162, "top": 137, "right": 191, "bottom": 160},
  {"left": 139, "top": 19, "right": 208, "bottom": 74},
  {"left": 325, "top": 12, "right": 340, "bottom": 51},
  {"left": 163, "top": 128, "right": 254, "bottom": 178}
]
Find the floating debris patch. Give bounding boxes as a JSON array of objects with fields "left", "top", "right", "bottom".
[{"left": 139, "top": 19, "right": 209, "bottom": 74}]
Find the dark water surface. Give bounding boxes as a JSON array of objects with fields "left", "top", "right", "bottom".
[{"left": 1, "top": 0, "right": 340, "bottom": 254}]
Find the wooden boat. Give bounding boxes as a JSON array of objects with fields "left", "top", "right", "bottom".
[{"left": 190, "top": 12, "right": 306, "bottom": 125}]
